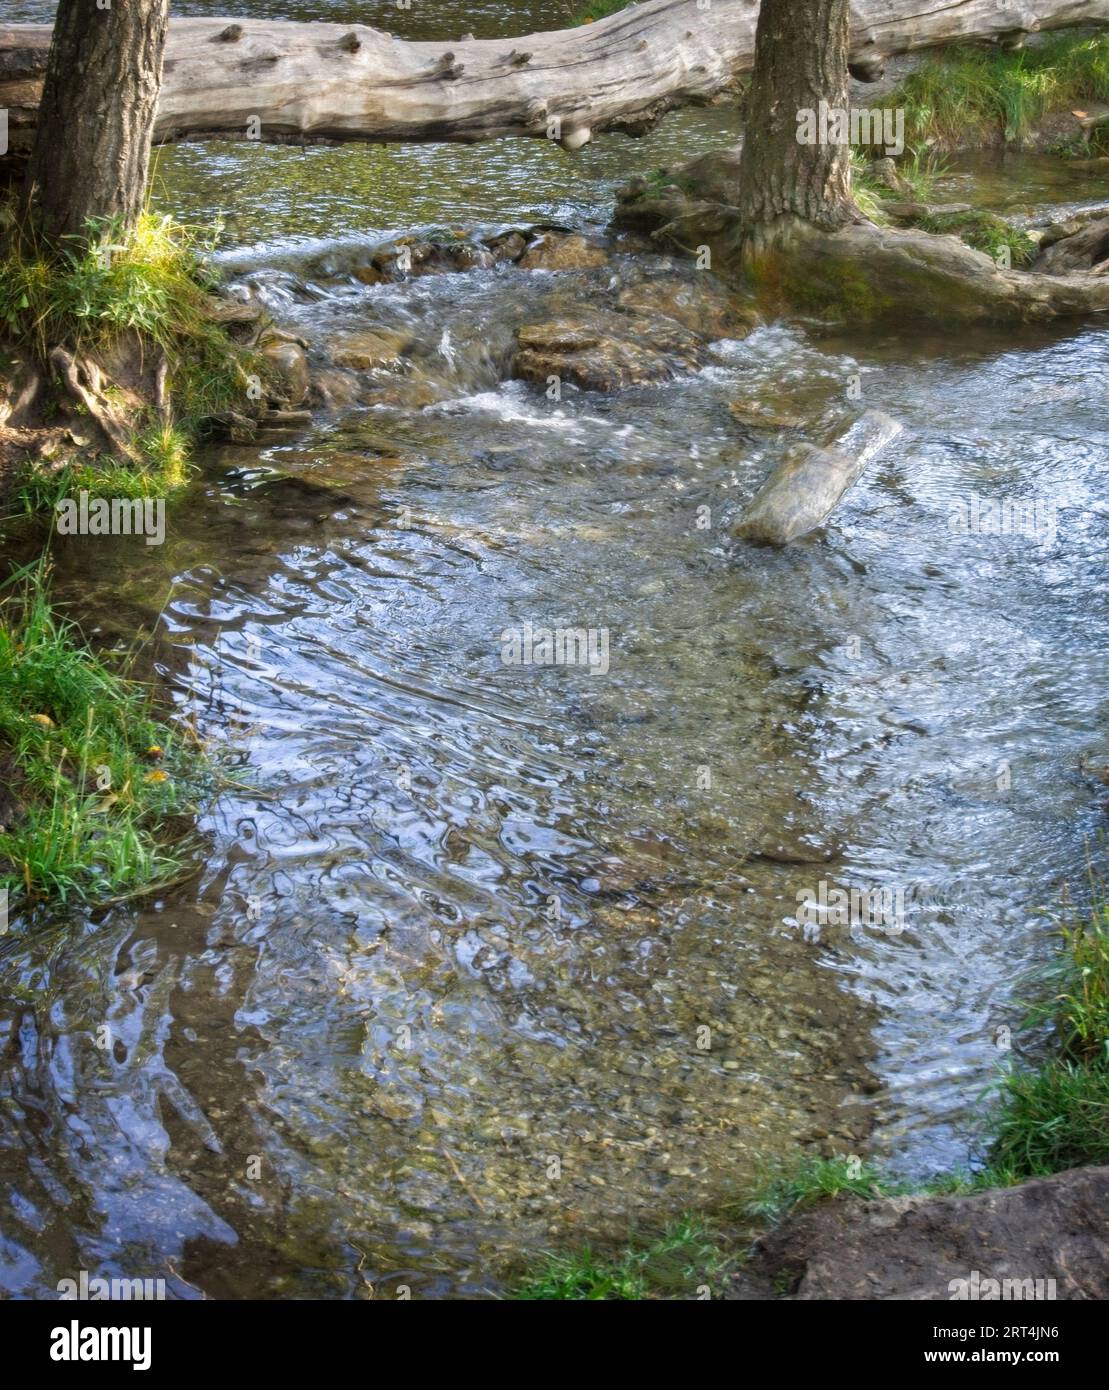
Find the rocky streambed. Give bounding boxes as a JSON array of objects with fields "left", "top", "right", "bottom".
[{"left": 2, "top": 105, "right": 1107, "bottom": 1296}]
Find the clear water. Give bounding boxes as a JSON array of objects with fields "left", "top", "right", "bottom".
[{"left": 1, "top": 0, "right": 1107, "bottom": 1300}]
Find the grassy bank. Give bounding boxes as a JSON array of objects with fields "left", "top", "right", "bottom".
[
  {"left": 0, "top": 207, "right": 266, "bottom": 916},
  {"left": 0, "top": 210, "right": 257, "bottom": 502},
  {"left": 514, "top": 893, "right": 1109, "bottom": 1298},
  {"left": 514, "top": 1216, "right": 734, "bottom": 1300},
  {"left": 0, "top": 560, "right": 206, "bottom": 910},
  {"left": 881, "top": 30, "right": 1109, "bottom": 149},
  {"left": 566, "top": 0, "right": 628, "bottom": 23}
]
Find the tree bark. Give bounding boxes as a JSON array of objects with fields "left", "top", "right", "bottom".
[
  {"left": 1, "top": 2, "right": 1103, "bottom": 154},
  {"left": 737, "top": 0, "right": 857, "bottom": 248},
  {"left": 20, "top": 0, "right": 169, "bottom": 246}
]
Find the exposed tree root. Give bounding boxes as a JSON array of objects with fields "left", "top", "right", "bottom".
[
  {"left": 768, "top": 221, "right": 1109, "bottom": 323},
  {"left": 48, "top": 347, "right": 140, "bottom": 461},
  {"left": 617, "top": 155, "right": 1109, "bottom": 324}
]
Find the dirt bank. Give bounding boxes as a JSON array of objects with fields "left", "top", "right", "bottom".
[{"left": 729, "top": 1165, "right": 1109, "bottom": 1299}]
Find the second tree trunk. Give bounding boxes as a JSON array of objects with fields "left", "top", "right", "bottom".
[{"left": 737, "top": 0, "right": 855, "bottom": 245}]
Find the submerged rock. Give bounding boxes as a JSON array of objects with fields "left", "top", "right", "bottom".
[
  {"left": 260, "top": 339, "right": 310, "bottom": 408},
  {"left": 484, "top": 229, "right": 529, "bottom": 263},
  {"left": 510, "top": 260, "right": 757, "bottom": 393},
  {"left": 729, "top": 401, "right": 807, "bottom": 431},
  {"left": 513, "top": 312, "right": 708, "bottom": 392},
  {"left": 354, "top": 235, "right": 496, "bottom": 283},
  {"left": 339, "top": 226, "right": 604, "bottom": 284},
  {"left": 306, "top": 366, "right": 363, "bottom": 412},
  {"left": 616, "top": 276, "right": 759, "bottom": 340},
  {"left": 517, "top": 231, "right": 609, "bottom": 271},
  {"left": 329, "top": 329, "right": 415, "bottom": 371}
]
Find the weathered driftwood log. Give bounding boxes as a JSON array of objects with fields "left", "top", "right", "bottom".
[
  {"left": 736, "top": 410, "right": 903, "bottom": 546},
  {"left": 1, "top": 1, "right": 1105, "bottom": 153}
]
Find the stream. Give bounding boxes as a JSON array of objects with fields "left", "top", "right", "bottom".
[{"left": 1, "top": 1, "right": 1107, "bottom": 1299}]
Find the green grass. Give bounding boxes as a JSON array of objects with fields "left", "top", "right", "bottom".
[
  {"left": 848, "top": 152, "right": 890, "bottom": 223},
  {"left": 882, "top": 31, "right": 1109, "bottom": 148},
  {"left": 512, "top": 1216, "right": 729, "bottom": 1300},
  {"left": 0, "top": 210, "right": 257, "bottom": 493},
  {"left": 849, "top": 151, "right": 1036, "bottom": 265},
  {"left": 916, "top": 209, "right": 1038, "bottom": 267},
  {"left": 988, "top": 1061, "right": 1109, "bottom": 1174},
  {"left": 0, "top": 563, "right": 205, "bottom": 908},
  {"left": 741, "top": 1154, "right": 893, "bottom": 1225},
  {"left": 896, "top": 147, "right": 954, "bottom": 203},
  {"left": 15, "top": 435, "right": 190, "bottom": 518},
  {"left": 567, "top": 0, "right": 630, "bottom": 23},
  {"left": 1030, "top": 898, "right": 1109, "bottom": 1065},
  {"left": 848, "top": 149, "right": 952, "bottom": 222},
  {"left": 986, "top": 897, "right": 1109, "bottom": 1175}
]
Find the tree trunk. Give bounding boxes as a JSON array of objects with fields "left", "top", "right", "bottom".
[
  {"left": 737, "top": 0, "right": 855, "bottom": 247},
  {"left": 20, "top": 0, "right": 169, "bottom": 246}
]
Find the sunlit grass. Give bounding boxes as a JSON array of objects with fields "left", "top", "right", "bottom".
[
  {"left": 568, "top": 0, "right": 630, "bottom": 23},
  {"left": 916, "top": 208, "right": 1038, "bottom": 267},
  {"left": 0, "top": 561, "right": 206, "bottom": 908},
  {"left": 0, "top": 209, "right": 257, "bottom": 486},
  {"left": 513, "top": 1216, "right": 730, "bottom": 1300},
  {"left": 741, "top": 1154, "right": 891, "bottom": 1224},
  {"left": 986, "top": 895, "right": 1109, "bottom": 1174},
  {"left": 882, "top": 31, "right": 1109, "bottom": 147}
]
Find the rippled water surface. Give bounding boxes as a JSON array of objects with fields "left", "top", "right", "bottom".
[{"left": 2, "top": 0, "right": 1107, "bottom": 1300}]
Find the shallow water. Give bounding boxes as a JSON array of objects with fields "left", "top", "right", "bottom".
[{"left": 2, "top": 1, "right": 1108, "bottom": 1300}]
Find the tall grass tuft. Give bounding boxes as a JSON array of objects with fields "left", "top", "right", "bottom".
[
  {"left": 513, "top": 1216, "right": 729, "bottom": 1300},
  {"left": 0, "top": 210, "right": 255, "bottom": 477},
  {"left": 987, "top": 895, "right": 1109, "bottom": 1175},
  {"left": 884, "top": 32, "right": 1109, "bottom": 147},
  {"left": 0, "top": 562, "right": 206, "bottom": 908}
]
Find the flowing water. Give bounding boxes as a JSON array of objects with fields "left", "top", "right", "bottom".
[{"left": 1, "top": 2, "right": 1107, "bottom": 1299}]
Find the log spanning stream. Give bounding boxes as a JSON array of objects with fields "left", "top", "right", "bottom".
[{"left": 1, "top": 1, "right": 1107, "bottom": 1299}]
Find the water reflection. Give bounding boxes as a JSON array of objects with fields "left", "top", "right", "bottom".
[{"left": 2, "top": 0, "right": 1107, "bottom": 1301}]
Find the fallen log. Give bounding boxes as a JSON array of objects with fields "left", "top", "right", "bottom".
[
  {"left": 735, "top": 410, "right": 904, "bottom": 546},
  {"left": 1, "top": 1, "right": 1105, "bottom": 153}
]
